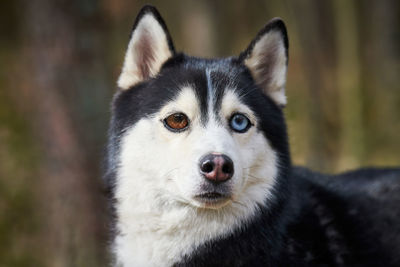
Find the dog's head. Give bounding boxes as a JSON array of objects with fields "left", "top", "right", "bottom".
[{"left": 107, "top": 6, "right": 290, "bottom": 213}]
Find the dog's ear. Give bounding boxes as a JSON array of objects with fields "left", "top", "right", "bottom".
[
  {"left": 117, "top": 5, "right": 175, "bottom": 89},
  {"left": 239, "top": 18, "right": 288, "bottom": 107}
]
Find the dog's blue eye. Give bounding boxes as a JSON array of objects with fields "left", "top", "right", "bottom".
[{"left": 230, "top": 113, "right": 251, "bottom": 133}]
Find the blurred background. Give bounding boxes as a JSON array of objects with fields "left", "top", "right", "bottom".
[{"left": 0, "top": 0, "right": 399, "bottom": 266}]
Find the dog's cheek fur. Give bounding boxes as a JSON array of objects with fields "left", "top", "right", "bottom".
[
  {"left": 219, "top": 90, "right": 279, "bottom": 207},
  {"left": 114, "top": 117, "right": 190, "bottom": 266},
  {"left": 236, "top": 131, "right": 279, "bottom": 204}
]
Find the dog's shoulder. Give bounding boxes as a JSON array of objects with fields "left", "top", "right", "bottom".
[
  {"left": 287, "top": 166, "right": 400, "bottom": 266},
  {"left": 291, "top": 165, "right": 400, "bottom": 199}
]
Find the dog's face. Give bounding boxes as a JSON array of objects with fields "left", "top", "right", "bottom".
[{"left": 107, "top": 6, "right": 290, "bottom": 214}]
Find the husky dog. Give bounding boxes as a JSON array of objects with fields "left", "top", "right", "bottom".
[{"left": 105, "top": 5, "right": 400, "bottom": 267}]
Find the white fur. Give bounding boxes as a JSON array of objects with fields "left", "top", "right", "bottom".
[
  {"left": 244, "top": 31, "right": 287, "bottom": 106},
  {"left": 206, "top": 68, "right": 215, "bottom": 115},
  {"left": 118, "top": 14, "right": 173, "bottom": 89},
  {"left": 114, "top": 86, "right": 279, "bottom": 266}
]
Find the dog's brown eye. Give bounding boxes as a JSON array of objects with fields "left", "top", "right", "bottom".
[{"left": 164, "top": 113, "right": 189, "bottom": 132}]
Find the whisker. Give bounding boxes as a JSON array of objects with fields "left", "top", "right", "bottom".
[
  {"left": 232, "top": 200, "right": 247, "bottom": 208},
  {"left": 247, "top": 174, "right": 265, "bottom": 181},
  {"left": 162, "top": 166, "right": 181, "bottom": 181},
  {"left": 242, "top": 165, "right": 262, "bottom": 170}
]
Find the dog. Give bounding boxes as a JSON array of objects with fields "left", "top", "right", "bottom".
[{"left": 105, "top": 5, "right": 400, "bottom": 267}]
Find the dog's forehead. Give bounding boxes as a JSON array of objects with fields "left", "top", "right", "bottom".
[
  {"left": 161, "top": 55, "right": 246, "bottom": 88},
  {"left": 159, "top": 58, "right": 251, "bottom": 122}
]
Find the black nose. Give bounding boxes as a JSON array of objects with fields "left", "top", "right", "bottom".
[{"left": 199, "top": 153, "right": 234, "bottom": 183}]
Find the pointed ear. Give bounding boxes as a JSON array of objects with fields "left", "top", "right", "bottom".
[
  {"left": 239, "top": 18, "right": 289, "bottom": 107},
  {"left": 117, "top": 5, "right": 175, "bottom": 89}
]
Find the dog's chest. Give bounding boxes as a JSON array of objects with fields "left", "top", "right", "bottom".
[
  {"left": 113, "top": 211, "right": 236, "bottom": 266},
  {"left": 114, "top": 228, "right": 189, "bottom": 267},
  {"left": 112, "top": 193, "right": 261, "bottom": 267}
]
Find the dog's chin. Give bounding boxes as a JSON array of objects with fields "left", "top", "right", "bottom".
[{"left": 192, "top": 192, "right": 232, "bottom": 209}]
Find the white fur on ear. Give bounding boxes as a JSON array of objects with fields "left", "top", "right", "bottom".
[
  {"left": 118, "top": 11, "right": 174, "bottom": 89},
  {"left": 243, "top": 20, "right": 288, "bottom": 107}
]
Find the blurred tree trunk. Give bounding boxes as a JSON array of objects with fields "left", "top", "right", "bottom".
[
  {"left": 333, "top": 0, "right": 365, "bottom": 170},
  {"left": 288, "top": 0, "right": 340, "bottom": 171},
  {"left": 360, "top": 0, "right": 400, "bottom": 166},
  {"left": 17, "top": 0, "right": 107, "bottom": 266}
]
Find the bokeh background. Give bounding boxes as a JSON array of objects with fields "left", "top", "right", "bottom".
[{"left": 1, "top": 0, "right": 399, "bottom": 266}]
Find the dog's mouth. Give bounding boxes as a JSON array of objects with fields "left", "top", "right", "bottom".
[{"left": 193, "top": 192, "right": 231, "bottom": 207}]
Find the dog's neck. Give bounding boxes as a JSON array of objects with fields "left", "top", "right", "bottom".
[{"left": 113, "top": 191, "right": 267, "bottom": 266}]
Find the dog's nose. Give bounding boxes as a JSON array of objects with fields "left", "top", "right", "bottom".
[{"left": 199, "top": 153, "right": 234, "bottom": 183}]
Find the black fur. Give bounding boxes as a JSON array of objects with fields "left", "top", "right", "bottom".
[
  {"left": 105, "top": 5, "right": 400, "bottom": 266},
  {"left": 174, "top": 167, "right": 400, "bottom": 267}
]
